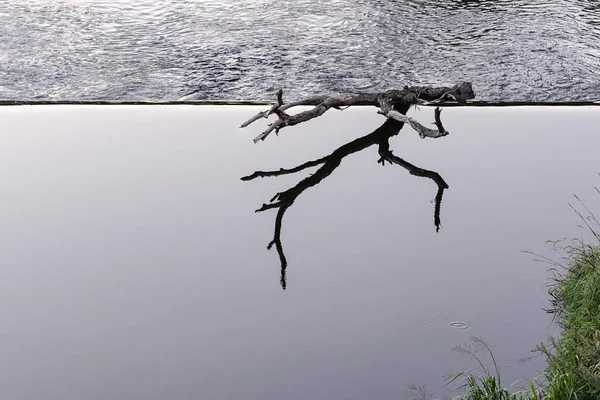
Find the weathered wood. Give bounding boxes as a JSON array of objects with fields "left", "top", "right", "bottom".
[
  {"left": 383, "top": 107, "right": 448, "bottom": 139},
  {"left": 241, "top": 83, "right": 475, "bottom": 289},
  {"left": 241, "top": 82, "right": 474, "bottom": 142}
]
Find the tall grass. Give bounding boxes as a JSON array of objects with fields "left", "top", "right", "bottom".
[
  {"left": 440, "top": 336, "right": 540, "bottom": 400},
  {"left": 416, "top": 181, "right": 600, "bottom": 400}
]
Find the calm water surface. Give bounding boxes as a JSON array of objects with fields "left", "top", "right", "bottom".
[
  {"left": 1, "top": 0, "right": 599, "bottom": 101},
  {"left": 0, "top": 105, "right": 599, "bottom": 399}
]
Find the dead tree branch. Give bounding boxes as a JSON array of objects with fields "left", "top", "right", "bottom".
[
  {"left": 382, "top": 107, "right": 448, "bottom": 138},
  {"left": 241, "top": 82, "right": 474, "bottom": 142},
  {"left": 241, "top": 83, "right": 474, "bottom": 288}
]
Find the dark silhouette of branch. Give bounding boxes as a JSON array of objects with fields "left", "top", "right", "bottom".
[
  {"left": 240, "top": 157, "right": 329, "bottom": 181},
  {"left": 377, "top": 141, "right": 448, "bottom": 232},
  {"left": 244, "top": 107, "right": 408, "bottom": 289},
  {"left": 267, "top": 205, "right": 288, "bottom": 290},
  {"left": 241, "top": 83, "right": 475, "bottom": 289}
]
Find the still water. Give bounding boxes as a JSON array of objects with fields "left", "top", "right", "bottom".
[
  {"left": 0, "top": 105, "right": 598, "bottom": 399},
  {"left": 1, "top": 0, "right": 599, "bottom": 101}
]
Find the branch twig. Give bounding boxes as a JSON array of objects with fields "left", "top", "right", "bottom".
[
  {"left": 241, "top": 157, "right": 329, "bottom": 181},
  {"left": 382, "top": 107, "right": 448, "bottom": 139},
  {"left": 241, "top": 83, "right": 475, "bottom": 288},
  {"left": 241, "top": 82, "right": 474, "bottom": 142}
]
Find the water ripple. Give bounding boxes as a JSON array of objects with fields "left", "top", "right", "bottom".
[{"left": 0, "top": 0, "right": 598, "bottom": 101}]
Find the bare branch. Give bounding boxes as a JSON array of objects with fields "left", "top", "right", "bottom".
[
  {"left": 278, "top": 96, "right": 330, "bottom": 112},
  {"left": 242, "top": 83, "right": 475, "bottom": 288},
  {"left": 242, "top": 83, "right": 474, "bottom": 143},
  {"left": 253, "top": 120, "right": 286, "bottom": 143},
  {"left": 251, "top": 93, "right": 376, "bottom": 142},
  {"left": 239, "top": 104, "right": 278, "bottom": 128},
  {"left": 383, "top": 108, "right": 449, "bottom": 139},
  {"left": 239, "top": 90, "right": 287, "bottom": 129},
  {"left": 241, "top": 157, "right": 329, "bottom": 181}
]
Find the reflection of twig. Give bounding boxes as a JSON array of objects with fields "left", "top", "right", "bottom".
[
  {"left": 267, "top": 206, "right": 288, "bottom": 290},
  {"left": 240, "top": 157, "right": 328, "bottom": 181},
  {"left": 243, "top": 103, "right": 454, "bottom": 288},
  {"left": 243, "top": 110, "right": 407, "bottom": 289},
  {"left": 378, "top": 141, "right": 449, "bottom": 232}
]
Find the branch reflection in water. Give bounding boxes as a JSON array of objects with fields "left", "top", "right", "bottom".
[{"left": 242, "top": 104, "right": 453, "bottom": 290}]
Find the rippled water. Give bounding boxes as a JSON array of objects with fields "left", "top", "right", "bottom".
[{"left": 1, "top": 0, "right": 599, "bottom": 101}]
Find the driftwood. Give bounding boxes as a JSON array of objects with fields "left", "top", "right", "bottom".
[
  {"left": 241, "top": 82, "right": 474, "bottom": 142},
  {"left": 241, "top": 83, "right": 475, "bottom": 289}
]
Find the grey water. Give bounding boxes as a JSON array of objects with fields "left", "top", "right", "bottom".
[
  {"left": 1, "top": 0, "right": 599, "bottom": 102},
  {"left": 0, "top": 105, "right": 599, "bottom": 400}
]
